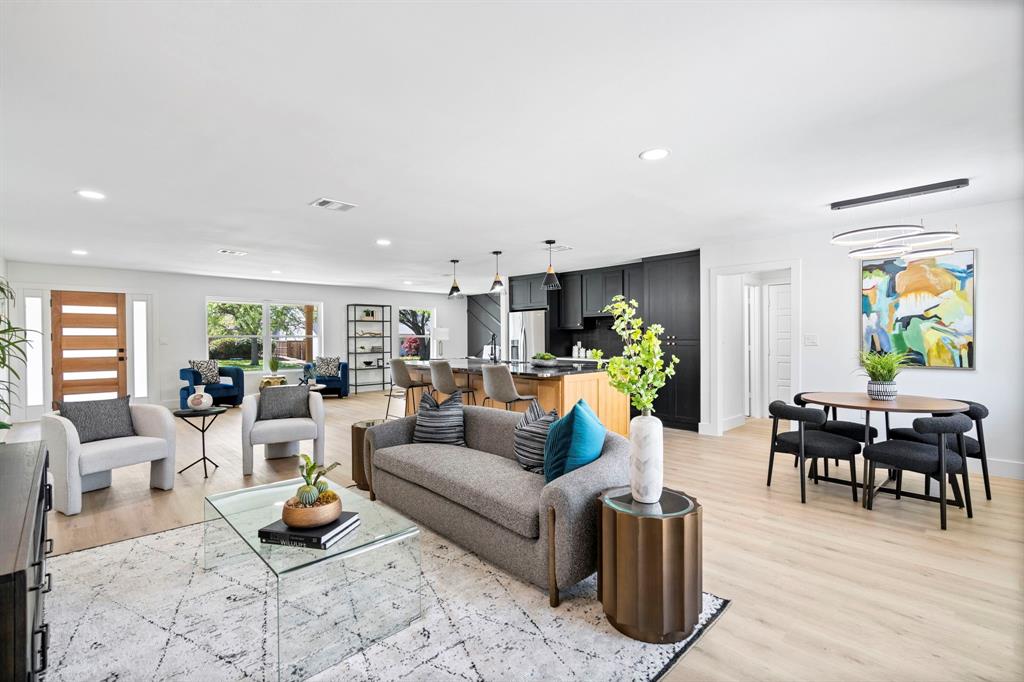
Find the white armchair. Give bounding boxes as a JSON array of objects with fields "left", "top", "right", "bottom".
[
  {"left": 41, "top": 404, "right": 176, "bottom": 516},
  {"left": 241, "top": 390, "right": 324, "bottom": 475}
]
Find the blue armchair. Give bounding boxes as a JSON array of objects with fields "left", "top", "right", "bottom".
[
  {"left": 179, "top": 365, "right": 245, "bottom": 409},
  {"left": 302, "top": 361, "right": 349, "bottom": 398}
]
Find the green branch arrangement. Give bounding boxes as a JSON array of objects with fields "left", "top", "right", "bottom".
[
  {"left": 600, "top": 295, "right": 679, "bottom": 415},
  {"left": 0, "top": 278, "right": 31, "bottom": 431}
]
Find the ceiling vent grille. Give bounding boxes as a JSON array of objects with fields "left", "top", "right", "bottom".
[
  {"left": 217, "top": 248, "right": 248, "bottom": 256},
  {"left": 309, "top": 197, "right": 357, "bottom": 211}
]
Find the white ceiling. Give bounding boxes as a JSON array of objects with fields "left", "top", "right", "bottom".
[{"left": 1, "top": 1, "right": 1021, "bottom": 293}]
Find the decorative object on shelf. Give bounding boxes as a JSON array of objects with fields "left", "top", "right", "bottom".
[
  {"left": 362, "top": 360, "right": 375, "bottom": 367},
  {"left": 282, "top": 456, "right": 342, "bottom": 528},
  {"left": 541, "top": 239, "right": 561, "bottom": 291},
  {"left": 0, "top": 277, "right": 30, "bottom": 433},
  {"left": 861, "top": 249, "right": 974, "bottom": 368},
  {"left": 447, "top": 259, "right": 463, "bottom": 299},
  {"left": 259, "top": 375, "right": 288, "bottom": 390},
  {"left": 186, "top": 384, "right": 214, "bottom": 410},
  {"left": 376, "top": 358, "right": 383, "bottom": 368},
  {"left": 489, "top": 250, "right": 505, "bottom": 293},
  {"left": 361, "top": 308, "right": 376, "bottom": 320},
  {"left": 602, "top": 295, "right": 679, "bottom": 504},
  {"left": 858, "top": 350, "right": 910, "bottom": 401}
]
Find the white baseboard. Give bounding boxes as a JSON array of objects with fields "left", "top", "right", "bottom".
[
  {"left": 722, "top": 414, "right": 747, "bottom": 433},
  {"left": 984, "top": 458, "right": 1023, "bottom": 480},
  {"left": 698, "top": 421, "right": 720, "bottom": 436}
]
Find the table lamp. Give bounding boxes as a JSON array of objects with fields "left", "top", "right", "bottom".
[{"left": 433, "top": 327, "right": 450, "bottom": 358}]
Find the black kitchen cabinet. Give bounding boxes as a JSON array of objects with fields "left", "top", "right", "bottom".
[
  {"left": 509, "top": 274, "right": 548, "bottom": 311},
  {"left": 583, "top": 269, "right": 623, "bottom": 316},
  {"left": 558, "top": 273, "right": 583, "bottom": 329},
  {"left": 623, "top": 264, "right": 644, "bottom": 316},
  {"left": 643, "top": 251, "right": 700, "bottom": 431}
]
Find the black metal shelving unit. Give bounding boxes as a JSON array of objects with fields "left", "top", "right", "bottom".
[{"left": 347, "top": 304, "right": 392, "bottom": 394}]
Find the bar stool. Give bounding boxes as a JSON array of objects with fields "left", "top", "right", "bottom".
[
  {"left": 386, "top": 359, "right": 431, "bottom": 420},
  {"left": 481, "top": 364, "right": 535, "bottom": 410},
  {"left": 429, "top": 360, "right": 476, "bottom": 405}
]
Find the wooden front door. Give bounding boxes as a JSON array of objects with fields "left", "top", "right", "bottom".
[{"left": 50, "top": 291, "right": 127, "bottom": 408}]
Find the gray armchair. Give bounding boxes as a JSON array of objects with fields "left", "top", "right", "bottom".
[
  {"left": 241, "top": 390, "right": 325, "bottom": 475},
  {"left": 364, "top": 405, "right": 629, "bottom": 606},
  {"left": 41, "top": 404, "right": 176, "bottom": 516}
]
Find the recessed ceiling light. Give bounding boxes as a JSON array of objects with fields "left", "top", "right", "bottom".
[
  {"left": 217, "top": 248, "right": 248, "bottom": 256},
  {"left": 403, "top": 280, "right": 413, "bottom": 285},
  {"left": 75, "top": 189, "right": 106, "bottom": 200},
  {"left": 639, "top": 148, "right": 670, "bottom": 161},
  {"left": 71, "top": 249, "right": 88, "bottom": 256},
  {"left": 376, "top": 238, "right": 391, "bottom": 246},
  {"left": 271, "top": 270, "right": 282, "bottom": 274}
]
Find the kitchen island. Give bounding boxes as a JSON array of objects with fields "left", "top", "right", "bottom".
[{"left": 402, "top": 358, "right": 629, "bottom": 436}]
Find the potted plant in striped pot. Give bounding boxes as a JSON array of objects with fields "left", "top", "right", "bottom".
[
  {"left": 858, "top": 350, "right": 910, "bottom": 401},
  {"left": 601, "top": 295, "right": 679, "bottom": 504}
]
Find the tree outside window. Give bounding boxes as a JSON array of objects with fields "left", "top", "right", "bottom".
[
  {"left": 207, "top": 300, "right": 320, "bottom": 372},
  {"left": 399, "top": 308, "right": 433, "bottom": 360}
]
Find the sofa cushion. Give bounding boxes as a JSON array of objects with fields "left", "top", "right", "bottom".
[
  {"left": 79, "top": 436, "right": 167, "bottom": 475},
  {"left": 200, "top": 383, "right": 238, "bottom": 397},
  {"left": 514, "top": 400, "right": 558, "bottom": 473},
  {"left": 413, "top": 391, "right": 465, "bottom": 446},
  {"left": 257, "top": 385, "right": 310, "bottom": 421},
  {"left": 544, "top": 399, "right": 606, "bottom": 483},
  {"left": 58, "top": 396, "right": 136, "bottom": 444},
  {"left": 189, "top": 359, "right": 220, "bottom": 384},
  {"left": 249, "top": 418, "right": 317, "bottom": 444},
  {"left": 374, "top": 443, "right": 545, "bottom": 538}
]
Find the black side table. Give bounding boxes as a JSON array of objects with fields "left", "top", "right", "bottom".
[{"left": 173, "top": 406, "right": 228, "bottom": 478}]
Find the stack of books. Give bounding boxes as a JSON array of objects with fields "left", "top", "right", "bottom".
[{"left": 259, "top": 511, "right": 360, "bottom": 550}]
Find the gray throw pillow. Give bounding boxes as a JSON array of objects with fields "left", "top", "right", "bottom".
[
  {"left": 257, "top": 385, "right": 311, "bottom": 421},
  {"left": 514, "top": 399, "right": 558, "bottom": 473},
  {"left": 58, "top": 396, "right": 136, "bottom": 444},
  {"left": 189, "top": 359, "right": 220, "bottom": 384},
  {"left": 413, "top": 391, "right": 465, "bottom": 446}
]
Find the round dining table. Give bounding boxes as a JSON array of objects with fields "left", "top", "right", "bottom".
[{"left": 798, "top": 392, "right": 969, "bottom": 507}]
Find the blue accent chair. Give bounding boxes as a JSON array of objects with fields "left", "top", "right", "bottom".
[
  {"left": 179, "top": 366, "right": 245, "bottom": 409},
  {"left": 302, "top": 361, "right": 349, "bottom": 398}
]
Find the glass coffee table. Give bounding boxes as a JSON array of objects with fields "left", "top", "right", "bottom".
[{"left": 203, "top": 478, "right": 422, "bottom": 680}]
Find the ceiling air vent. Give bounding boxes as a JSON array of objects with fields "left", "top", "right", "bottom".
[
  {"left": 309, "top": 197, "right": 357, "bottom": 211},
  {"left": 217, "top": 248, "right": 248, "bottom": 256}
]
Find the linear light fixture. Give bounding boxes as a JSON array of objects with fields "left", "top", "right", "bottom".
[{"left": 830, "top": 178, "right": 969, "bottom": 211}]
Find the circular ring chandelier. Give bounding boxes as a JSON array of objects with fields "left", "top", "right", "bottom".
[
  {"left": 830, "top": 224, "right": 923, "bottom": 246},
  {"left": 876, "top": 230, "right": 960, "bottom": 248},
  {"left": 902, "top": 246, "right": 957, "bottom": 261},
  {"left": 847, "top": 243, "right": 911, "bottom": 259}
]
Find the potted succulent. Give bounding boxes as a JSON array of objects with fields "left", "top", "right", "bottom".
[
  {"left": 0, "top": 277, "right": 30, "bottom": 443},
  {"left": 282, "top": 456, "right": 342, "bottom": 528},
  {"left": 362, "top": 307, "right": 376, "bottom": 320},
  {"left": 858, "top": 350, "right": 910, "bottom": 401},
  {"left": 601, "top": 295, "right": 679, "bottom": 504}
]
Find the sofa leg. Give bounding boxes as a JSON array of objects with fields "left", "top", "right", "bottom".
[{"left": 548, "top": 507, "right": 559, "bottom": 607}]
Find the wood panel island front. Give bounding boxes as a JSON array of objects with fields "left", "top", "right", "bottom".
[{"left": 402, "top": 359, "right": 630, "bottom": 437}]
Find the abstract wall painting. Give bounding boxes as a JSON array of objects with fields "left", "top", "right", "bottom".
[{"left": 861, "top": 249, "right": 975, "bottom": 369}]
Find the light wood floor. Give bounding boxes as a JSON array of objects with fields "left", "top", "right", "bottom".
[{"left": 35, "top": 393, "right": 1024, "bottom": 681}]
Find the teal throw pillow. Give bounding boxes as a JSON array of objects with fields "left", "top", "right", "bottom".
[{"left": 544, "top": 399, "right": 606, "bottom": 482}]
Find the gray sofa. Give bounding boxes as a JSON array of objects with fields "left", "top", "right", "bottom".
[{"left": 364, "top": 405, "right": 629, "bottom": 606}]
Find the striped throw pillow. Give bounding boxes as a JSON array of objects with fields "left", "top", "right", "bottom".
[
  {"left": 514, "top": 400, "right": 558, "bottom": 473},
  {"left": 413, "top": 391, "right": 466, "bottom": 446}
]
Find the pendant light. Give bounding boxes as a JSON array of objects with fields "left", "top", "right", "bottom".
[
  {"left": 902, "top": 246, "right": 956, "bottom": 261},
  {"left": 488, "top": 251, "right": 504, "bottom": 293},
  {"left": 830, "top": 224, "right": 923, "bottom": 246},
  {"left": 447, "top": 259, "right": 463, "bottom": 299},
  {"left": 876, "top": 227, "right": 960, "bottom": 248},
  {"left": 847, "top": 243, "right": 910, "bottom": 259},
  {"left": 541, "top": 239, "right": 561, "bottom": 291}
]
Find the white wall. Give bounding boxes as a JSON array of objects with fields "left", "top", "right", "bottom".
[
  {"left": 701, "top": 198, "right": 1024, "bottom": 478},
  {"left": 6, "top": 262, "right": 467, "bottom": 410},
  {"left": 717, "top": 274, "right": 746, "bottom": 430}
]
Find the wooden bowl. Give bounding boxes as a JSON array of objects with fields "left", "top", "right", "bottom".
[{"left": 282, "top": 497, "right": 342, "bottom": 528}]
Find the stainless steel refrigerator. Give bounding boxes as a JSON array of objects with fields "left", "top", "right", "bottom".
[{"left": 507, "top": 310, "right": 546, "bottom": 361}]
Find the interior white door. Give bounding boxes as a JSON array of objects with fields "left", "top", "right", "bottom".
[{"left": 767, "top": 284, "right": 792, "bottom": 404}]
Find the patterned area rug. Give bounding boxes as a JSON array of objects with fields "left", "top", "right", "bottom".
[{"left": 45, "top": 523, "right": 728, "bottom": 681}]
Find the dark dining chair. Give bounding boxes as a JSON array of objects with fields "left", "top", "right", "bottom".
[
  {"left": 767, "top": 401, "right": 862, "bottom": 504},
  {"left": 862, "top": 413, "right": 973, "bottom": 530},
  {"left": 794, "top": 392, "right": 879, "bottom": 443},
  {"left": 888, "top": 400, "right": 992, "bottom": 500}
]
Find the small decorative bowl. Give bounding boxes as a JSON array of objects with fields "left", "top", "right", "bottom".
[
  {"left": 531, "top": 358, "right": 560, "bottom": 367},
  {"left": 282, "top": 497, "right": 342, "bottom": 528},
  {"left": 362, "top": 360, "right": 375, "bottom": 367}
]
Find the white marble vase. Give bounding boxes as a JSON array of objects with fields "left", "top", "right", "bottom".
[
  {"left": 188, "top": 385, "right": 214, "bottom": 410},
  {"left": 629, "top": 411, "right": 664, "bottom": 504}
]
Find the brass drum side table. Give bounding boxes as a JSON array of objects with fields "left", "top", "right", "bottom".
[
  {"left": 599, "top": 486, "right": 702, "bottom": 643},
  {"left": 351, "top": 419, "right": 386, "bottom": 491}
]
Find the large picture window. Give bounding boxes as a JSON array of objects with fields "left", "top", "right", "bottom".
[
  {"left": 207, "top": 300, "right": 320, "bottom": 372},
  {"left": 399, "top": 308, "right": 433, "bottom": 360}
]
